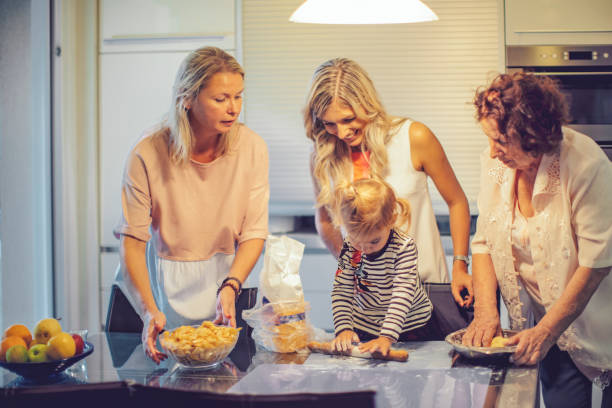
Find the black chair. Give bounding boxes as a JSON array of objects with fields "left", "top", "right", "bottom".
[
  {"left": 105, "top": 283, "right": 144, "bottom": 333},
  {"left": 1, "top": 381, "right": 376, "bottom": 408},
  {"left": 1, "top": 381, "right": 133, "bottom": 407},
  {"left": 105, "top": 241, "right": 157, "bottom": 333},
  {"left": 132, "top": 384, "right": 376, "bottom": 408}
]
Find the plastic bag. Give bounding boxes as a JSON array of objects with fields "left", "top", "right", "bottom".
[
  {"left": 259, "top": 235, "right": 305, "bottom": 304},
  {"left": 243, "top": 300, "right": 312, "bottom": 353},
  {"left": 243, "top": 235, "right": 312, "bottom": 352}
]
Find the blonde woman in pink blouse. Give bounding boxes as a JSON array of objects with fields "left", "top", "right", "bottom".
[
  {"left": 114, "top": 47, "right": 269, "bottom": 364},
  {"left": 463, "top": 72, "right": 611, "bottom": 407}
]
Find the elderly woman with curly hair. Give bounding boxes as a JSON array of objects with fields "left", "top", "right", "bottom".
[{"left": 462, "top": 72, "right": 612, "bottom": 407}]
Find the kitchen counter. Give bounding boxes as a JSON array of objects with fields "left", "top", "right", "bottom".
[{"left": 1, "top": 331, "right": 538, "bottom": 407}]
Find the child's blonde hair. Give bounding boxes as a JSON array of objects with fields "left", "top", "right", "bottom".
[{"left": 332, "top": 178, "right": 411, "bottom": 238}]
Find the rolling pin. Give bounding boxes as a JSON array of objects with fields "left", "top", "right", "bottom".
[{"left": 308, "top": 341, "right": 409, "bottom": 362}]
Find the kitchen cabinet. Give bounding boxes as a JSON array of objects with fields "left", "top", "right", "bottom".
[
  {"left": 100, "top": 0, "right": 235, "bottom": 53},
  {"left": 505, "top": 0, "right": 612, "bottom": 45},
  {"left": 99, "top": 52, "right": 188, "bottom": 247},
  {"left": 300, "top": 252, "right": 336, "bottom": 331}
]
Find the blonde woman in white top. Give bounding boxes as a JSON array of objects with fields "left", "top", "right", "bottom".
[
  {"left": 303, "top": 58, "right": 473, "bottom": 307},
  {"left": 463, "top": 72, "right": 611, "bottom": 408}
]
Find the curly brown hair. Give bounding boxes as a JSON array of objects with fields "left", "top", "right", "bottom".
[{"left": 474, "top": 72, "right": 570, "bottom": 155}]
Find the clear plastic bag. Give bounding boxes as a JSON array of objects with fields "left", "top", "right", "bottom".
[
  {"left": 259, "top": 235, "right": 305, "bottom": 304},
  {"left": 244, "top": 235, "right": 314, "bottom": 353},
  {"left": 243, "top": 300, "right": 312, "bottom": 353}
]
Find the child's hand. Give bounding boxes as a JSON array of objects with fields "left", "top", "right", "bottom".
[
  {"left": 331, "top": 330, "right": 359, "bottom": 352},
  {"left": 358, "top": 336, "right": 393, "bottom": 356}
]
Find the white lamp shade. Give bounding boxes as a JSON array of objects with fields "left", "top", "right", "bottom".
[{"left": 289, "top": 0, "right": 439, "bottom": 24}]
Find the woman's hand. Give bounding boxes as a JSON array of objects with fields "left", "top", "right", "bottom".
[
  {"left": 451, "top": 266, "right": 474, "bottom": 307},
  {"left": 141, "top": 310, "right": 167, "bottom": 364},
  {"left": 358, "top": 336, "right": 393, "bottom": 356},
  {"left": 461, "top": 311, "right": 501, "bottom": 347},
  {"left": 213, "top": 285, "right": 237, "bottom": 327},
  {"left": 331, "top": 330, "right": 359, "bottom": 352},
  {"left": 506, "top": 325, "right": 556, "bottom": 366}
]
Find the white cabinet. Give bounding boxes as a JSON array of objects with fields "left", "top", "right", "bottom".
[
  {"left": 99, "top": 51, "right": 189, "bottom": 246},
  {"left": 300, "top": 252, "right": 336, "bottom": 331},
  {"left": 100, "top": 0, "right": 236, "bottom": 52},
  {"left": 505, "top": 0, "right": 612, "bottom": 45}
]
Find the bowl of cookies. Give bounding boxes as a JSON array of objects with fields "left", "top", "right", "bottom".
[{"left": 159, "top": 321, "right": 241, "bottom": 369}]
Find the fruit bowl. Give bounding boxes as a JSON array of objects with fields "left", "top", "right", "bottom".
[
  {"left": 160, "top": 323, "right": 240, "bottom": 369},
  {"left": 0, "top": 341, "right": 94, "bottom": 380}
]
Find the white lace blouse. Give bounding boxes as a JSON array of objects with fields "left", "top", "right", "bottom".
[{"left": 471, "top": 128, "right": 612, "bottom": 387}]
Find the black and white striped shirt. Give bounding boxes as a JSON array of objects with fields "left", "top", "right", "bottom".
[{"left": 332, "top": 229, "right": 433, "bottom": 341}]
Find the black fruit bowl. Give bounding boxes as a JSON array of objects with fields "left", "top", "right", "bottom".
[{"left": 0, "top": 341, "right": 94, "bottom": 380}]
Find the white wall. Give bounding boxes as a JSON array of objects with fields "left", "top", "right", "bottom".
[
  {"left": 52, "top": 0, "right": 100, "bottom": 332},
  {"left": 242, "top": 0, "right": 505, "bottom": 214},
  {"left": 0, "top": 0, "right": 54, "bottom": 330}
]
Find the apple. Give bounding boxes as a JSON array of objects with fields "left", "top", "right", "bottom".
[
  {"left": 33, "top": 318, "right": 62, "bottom": 345},
  {"left": 27, "top": 344, "right": 49, "bottom": 363},
  {"left": 47, "top": 332, "right": 76, "bottom": 360},
  {"left": 71, "top": 333, "right": 85, "bottom": 355},
  {"left": 6, "top": 345, "right": 29, "bottom": 363}
]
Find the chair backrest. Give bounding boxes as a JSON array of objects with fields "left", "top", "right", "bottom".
[
  {"left": 132, "top": 385, "right": 377, "bottom": 408},
  {"left": 104, "top": 240, "right": 157, "bottom": 332},
  {"left": 2, "top": 381, "right": 133, "bottom": 406},
  {"left": 105, "top": 283, "right": 143, "bottom": 333},
  {"left": 2, "top": 382, "right": 376, "bottom": 408}
]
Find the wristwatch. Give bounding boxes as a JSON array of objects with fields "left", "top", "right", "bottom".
[{"left": 453, "top": 255, "right": 470, "bottom": 266}]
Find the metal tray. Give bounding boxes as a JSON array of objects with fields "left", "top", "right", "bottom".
[{"left": 445, "top": 328, "right": 518, "bottom": 360}]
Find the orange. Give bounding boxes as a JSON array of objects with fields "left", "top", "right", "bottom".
[
  {"left": 1, "top": 336, "right": 27, "bottom": 361},
  {"left": 4, "top": 324, "right": 32, "bottom": 347}
]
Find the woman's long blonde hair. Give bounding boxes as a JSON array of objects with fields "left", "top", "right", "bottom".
[
  {"left": 304, "top": 58, "right": 407, "bottom": 209},
  {"left": 159, "top": 46, "right": 245, "bottom": 163},
  {"left": 332, "top": 178, "right": 411, "bottom": 237}
]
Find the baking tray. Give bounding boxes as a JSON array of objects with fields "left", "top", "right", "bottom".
[{"left": 445, "top": 328, "right": 518, "bottom": 360}]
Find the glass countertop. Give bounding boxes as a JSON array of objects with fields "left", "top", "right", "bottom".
[{"left": 0, "top": 331, "right": 538, "bottom": 407}]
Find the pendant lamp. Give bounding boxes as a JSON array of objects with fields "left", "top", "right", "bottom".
[{"left": 289, "top": 0, "right": 438, "bottom": 24}]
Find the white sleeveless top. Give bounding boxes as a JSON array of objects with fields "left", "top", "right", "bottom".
[{"left": 384, "top": 120, "right": 449, "bottom": 283}]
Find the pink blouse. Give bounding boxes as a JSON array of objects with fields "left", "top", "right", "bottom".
[{"left": 114, "top": 124, "right": 269, "bottom": 261}]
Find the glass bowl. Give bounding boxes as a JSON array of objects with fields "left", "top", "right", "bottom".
[
  {"left": 0, "top": 341, "right": 94, "bottom": 380},
  {"left": 445, "top": 328, "right": 518, "bottom": 361},
  {"left": 159, "top": 323, "right": 240, "bottom": 369}
]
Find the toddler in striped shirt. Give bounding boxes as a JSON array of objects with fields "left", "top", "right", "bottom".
[{"left": 330, "top": 178, "right": 433, "bottom": 356}]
